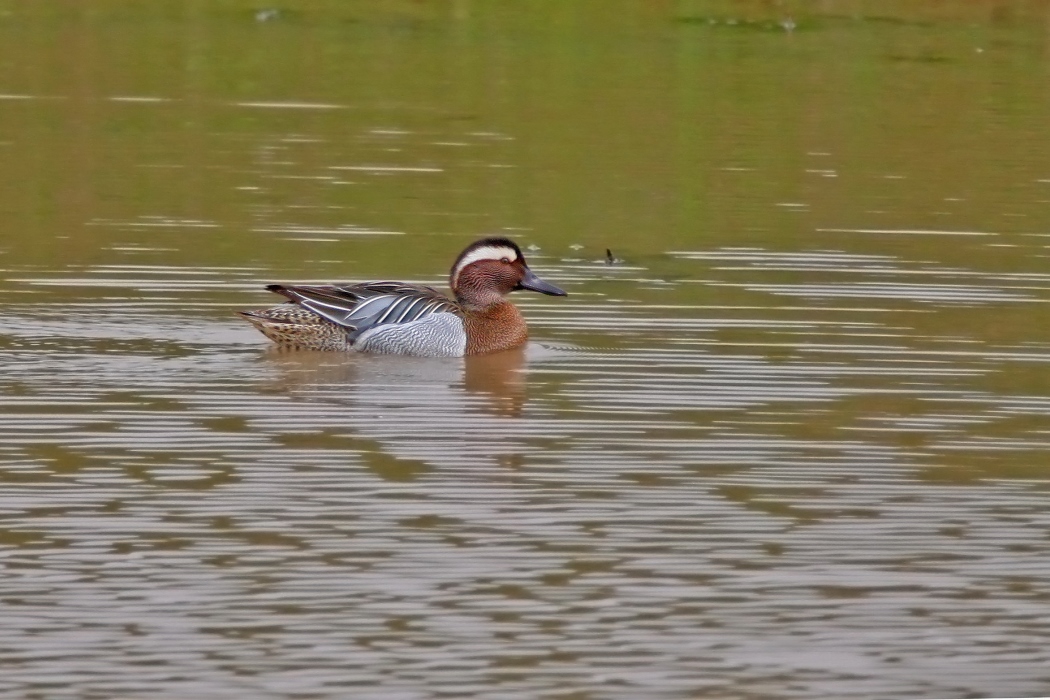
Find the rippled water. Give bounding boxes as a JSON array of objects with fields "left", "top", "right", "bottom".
[{"left": 4, "top": 3, "right": 1050, "bottom": 699}]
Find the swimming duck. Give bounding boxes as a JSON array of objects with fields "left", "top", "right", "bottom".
[{"left": 240, "top": 237, "right": 567, "bottom": 356}]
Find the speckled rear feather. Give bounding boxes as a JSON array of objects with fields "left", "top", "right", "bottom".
[{"left": 239, "top": 305, "right": 352, "bottom": 351}]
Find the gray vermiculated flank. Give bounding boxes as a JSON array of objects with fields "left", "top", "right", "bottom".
[{"left": 353, "top": 312, "right": 467, "bottom": 357}]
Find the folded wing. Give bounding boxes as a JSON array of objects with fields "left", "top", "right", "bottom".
[{"left": 266, "top": 282, "right": 460, "bottom": 342}]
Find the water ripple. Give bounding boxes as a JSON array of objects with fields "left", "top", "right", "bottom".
[{"left": 1, "top": 245, "right": 1049, "bottom": 700}]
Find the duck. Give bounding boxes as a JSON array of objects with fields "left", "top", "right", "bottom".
[{"left": 240, "top": 237, "right": 567, "bottom": 356}]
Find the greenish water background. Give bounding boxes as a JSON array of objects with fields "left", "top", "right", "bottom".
[{"left": 2, "top": 2, "right": 1050, "bottom": 698}]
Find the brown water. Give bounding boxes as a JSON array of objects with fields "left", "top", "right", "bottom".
[{"left": 3, "top": 2, "right": 1050, "bottom": 698}]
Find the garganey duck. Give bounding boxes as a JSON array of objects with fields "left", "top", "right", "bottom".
[{"left": 240, "top": 237, "right": 567, "bottom": 356}]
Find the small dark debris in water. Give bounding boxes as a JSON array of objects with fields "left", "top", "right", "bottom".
[
  {"left": 255, "top": 9, "right": 281, "bottom": 22},
  {"left": 605, "top": 249, "right": 624, "bottom": 265}
]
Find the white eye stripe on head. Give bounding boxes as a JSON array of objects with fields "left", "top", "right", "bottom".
[{"left": 452, "top": 245, "right": 518, "bottom": 287}]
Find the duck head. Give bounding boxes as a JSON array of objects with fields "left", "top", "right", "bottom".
[{"left": 450, "top": 237, "right": 567, "bottom": 309}]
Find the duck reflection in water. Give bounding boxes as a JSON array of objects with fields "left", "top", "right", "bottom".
[{"left": 261, "top": 344, "right": 528, "bottom": 418}]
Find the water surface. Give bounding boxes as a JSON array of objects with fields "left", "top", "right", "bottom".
[{"left": 3, "top": 2, "right": 1050, "bottom": 698}]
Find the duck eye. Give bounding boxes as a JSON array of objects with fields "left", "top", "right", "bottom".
[{"left": 500, "top": 257, "right": 511, "bottom": 264}]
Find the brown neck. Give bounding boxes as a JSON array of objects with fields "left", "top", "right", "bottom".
[
  {"left": 463, "top": 301, "right": 528, "bottom": 355},
  {"left": 454, "top": 284, "right": 505, "bottom": 310}
]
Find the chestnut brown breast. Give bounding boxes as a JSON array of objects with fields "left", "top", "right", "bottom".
[{"left": 463, "top": 302, "right": 528, "bottom": 355}]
